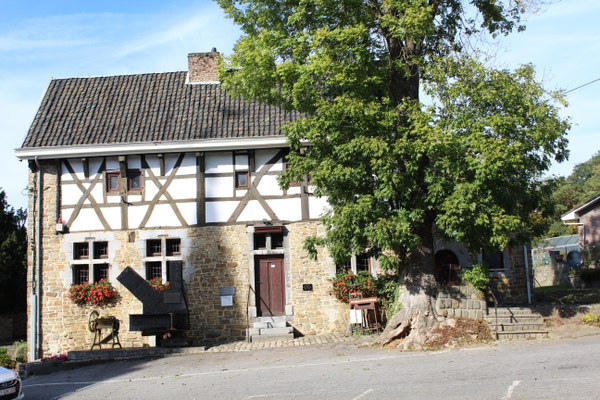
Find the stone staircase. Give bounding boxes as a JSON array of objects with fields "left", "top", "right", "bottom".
[
  {"left": 484, "top": 306, "right": 548, "bottom": 340},
  {"left": 248, "top": 316, "right": 294, "bottom": 343}
]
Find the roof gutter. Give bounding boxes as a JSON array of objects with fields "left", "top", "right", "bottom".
[{"left": 15, "top": 136, "right": 292, "bottom": 161}]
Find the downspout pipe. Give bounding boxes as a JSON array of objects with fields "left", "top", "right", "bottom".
[
  {"left": 33, "top": 156, "right": 43, "bottom": 360},
  {"left": 524, "top": 244, "right": 532, "bottom": 305}
]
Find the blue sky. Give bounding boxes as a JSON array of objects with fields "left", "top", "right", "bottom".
[{"left": 1, "top": 0, "right": 598, "bottom": 210}]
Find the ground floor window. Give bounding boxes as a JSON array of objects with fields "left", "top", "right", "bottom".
[
  {"left": 144, "top": 238, "right": 181, "bottom": 282},
  {"left": 71, "top": 241, "right": 110, "bottom": 284}
]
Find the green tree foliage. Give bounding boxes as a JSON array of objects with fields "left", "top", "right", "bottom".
[
  {"left": 0, "top": 190, "right": 27, "bottom": 314},
  {"left": 218, "top": 0, "right": 570, "bottom": 273}
]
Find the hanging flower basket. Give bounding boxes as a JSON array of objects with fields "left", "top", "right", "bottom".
[{"left": 67, "top": 279, "right": 120, "bottom": 307}]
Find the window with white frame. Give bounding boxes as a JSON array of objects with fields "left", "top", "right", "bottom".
[
  {"left": 144, "top": 238, "right": 181, "bottom": 282},
  {"left": 72, "top": 241, "right": 110, "bottom": 284},
  {"left": 336, "top": 253, "right": 374, "bottom": 275}
]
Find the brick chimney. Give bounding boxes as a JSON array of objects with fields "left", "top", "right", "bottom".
[{"left": 187, "top": 48, "right": 221, "bottom": 84}]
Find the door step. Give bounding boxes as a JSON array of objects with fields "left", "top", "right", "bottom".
[
  {"left": 485, "top": 307, "right": 548, "bottom": 340},
  {"left": 248, "top": 316, "right": 294, "bottom": 343}
]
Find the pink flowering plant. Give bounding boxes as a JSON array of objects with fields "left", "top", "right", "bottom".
[
  {"left": 42, "top": 353, "right": 68, "bottom": 363},
  {"left": 330, "top": 270, "right": 375, "bottom": 303},
  {"left": 147, "top": 277, "right": 171, "bottom": 291},
  {"left": 67, "top": 279, "right": 120, "bottom": 307}
]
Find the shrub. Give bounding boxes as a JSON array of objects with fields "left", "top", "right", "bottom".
[
  {"left": 331, "top": 270, "right": 375, "bottom": 303},
  {"left": 461, "top": 263, "right": 489, "bottom": 293},
  {"left": 374, "top": 274, "right": 402, "bottom": 319},
  {"left": 0, "top": 348, "right": 16, "bottom": 370},
  {"left": 12, "top": 341, "right": 27, "bottom": 363},
  {"left": 67, "top": 279, "right": 120, "bottom": 307}
]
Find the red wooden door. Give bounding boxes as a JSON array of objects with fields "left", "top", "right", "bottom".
[{"left": 255, "top": 256, "right": 285, "bottom": 316}]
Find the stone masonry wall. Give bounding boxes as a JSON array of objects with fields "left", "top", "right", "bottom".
[
  {"left": 185, "top": 225, "right": 250, "bottom": 344},
  {"left": 288, "top": 222, "right": 348, "bottom": 335},
  {"left": 489, "top": 245, "right": 531, "bottom": 304},
  {"left": 436, "top": 285, "right": 487, "bottom": 320}
]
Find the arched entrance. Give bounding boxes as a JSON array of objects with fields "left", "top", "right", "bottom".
[{"left": 435, "top": 249, "right": 460, "bottom": 285}]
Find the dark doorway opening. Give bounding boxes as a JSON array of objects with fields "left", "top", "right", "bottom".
[{"left": 435, "top": 250, "right": 460, "bottom": 285}]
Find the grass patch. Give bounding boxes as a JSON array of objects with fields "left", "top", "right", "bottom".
[
  {"left": 581, "top": 313, "right": 600, "bottom": 327},
  {"left": 534, "top": 286, "right": 600, "bottom": 304}
]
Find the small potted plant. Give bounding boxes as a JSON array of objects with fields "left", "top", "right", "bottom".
[{"left": 56, "top": 218, "right": 66, "bottom": 233}]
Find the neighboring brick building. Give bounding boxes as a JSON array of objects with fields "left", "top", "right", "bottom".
[{"left": 562, "top": 194, "right": 600, "bottom": 264}]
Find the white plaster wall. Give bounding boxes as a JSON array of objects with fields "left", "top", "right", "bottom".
[
  {"left": 144, "top": 178, "right": 160, "bottom": 199},
  {"left": 176, "top": 154, "right": 196, "bottom": 175},
  {"left": 145, "top": 156, "right": 161, "bottom": 177},
  {"left": 106, "top": 195, "right": 120, "bottom": 204},
  {"left": 206, "top": 201, "right": 238, "bottom": 223},
  {"left": 205, "top": 152, "right": 233, "bottom": 173},
  {"left": 61, "top": 183, "right": 82, "bottom": 206},
  {"left": 128, "top": 156, "right": 142, "bottom": 169},
  {"left": 237, "top": 200, "right": 271, "bottom": 222},
  {"left": 206, "top": 177, "right": 233, "bottom": 198},
  {"left": 256, "top": 175, "right": 283, "bottom": 196},
  {"left": 105, "top": 157, "right": 119, "bottom": 171},
  {"left": 145, "top": 204, "right": 181, "bottom": 227},
  {"left": 102, "top": 207, "right": 122, "bottom": 230},
  {"left": 89, "top": 158, "right": 103, "bottom": 176},
  {"left": 90, "top": 184, "right": 104, "bottom": 204},
  {"left": 268, "top": 198, "right": 302, "bottom": 221},
  {"left": 177, "top": 202, "right": 197, "bottom": 226},
  {"left": 255, "top": 149, "right": 283, "bottom": 171},
  {"left": 286, "top": 186, "right": 301, "bottom": 196},
  {"left": 309, "top": 196, "right": 329, "bottom": 219},
  {"left": 128, "top": 206, "right": 148, "bottom": 228},
  {"left": 166, "top": 178, "right": 196, "bottom": 200},
  {"left": 69, "top": 208, "right": 109, "bottom": 231},
  {"left": 235, "top": 154, "right": 248, "bottom": 170}
]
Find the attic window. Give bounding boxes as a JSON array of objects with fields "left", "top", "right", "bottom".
[
  {"left": 106, "top": 170, "right": 143, "bottom": 194},
  {"left": 235, "top": 171, "right": 249, "bottom": 188},
  {"left": 107, "top": 173, "right": 120, "bottom": 193}
]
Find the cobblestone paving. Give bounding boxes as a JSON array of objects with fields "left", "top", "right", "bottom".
[{"left": 203, "top": 334, "right": 365, "bottom": 352}]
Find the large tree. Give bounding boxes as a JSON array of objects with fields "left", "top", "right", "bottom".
[
  {"left": 217, "top": 0, "right": 570, "bottom": 347},
  {"left": 0, "top": 190, "right": 27, "bottom": 314}
]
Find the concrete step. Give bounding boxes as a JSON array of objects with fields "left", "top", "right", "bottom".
[
  {"left": 489, "top": 323, "right": 547, "bottom": 332},
  {"left": 252, "top": 320, "right": 288, "bottom": 329},
  {"left": 250, "top": 334, "right": 295, "bottom": 343},
  {"left": 486, "top": 307, "right": 541, "bottom": 316},
  {"left": 248, "top": 326, "right": 293, "bottom": 337},
  {"left": 495, "top": 331, "right": 549, "bottom": 340},
  {"left": 484, "top": 316, "right": 544, "bottom": 324}
]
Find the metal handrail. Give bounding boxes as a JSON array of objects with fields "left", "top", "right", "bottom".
[
  {"left": 488, "top": 287, "right": 499, "bottom": 340},
  {"left": 246, "top": 283, "right": 253, "bottom": 343}
]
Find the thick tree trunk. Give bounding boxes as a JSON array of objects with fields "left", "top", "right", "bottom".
[{"left": 375, "top": 218, "right": 440, "bottom": 350}]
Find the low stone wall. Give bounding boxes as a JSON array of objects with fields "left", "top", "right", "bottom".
[{"left": 436, "top": 285, "right": 487, "bottom": 320}]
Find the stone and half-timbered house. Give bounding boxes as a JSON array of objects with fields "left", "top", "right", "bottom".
[{"left": 16, "top": 50, "right": 356, "bottom": 358}]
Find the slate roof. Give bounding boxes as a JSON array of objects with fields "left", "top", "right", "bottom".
[{"left": 21, "top": 72, "right": 298, "bottom": 149}]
